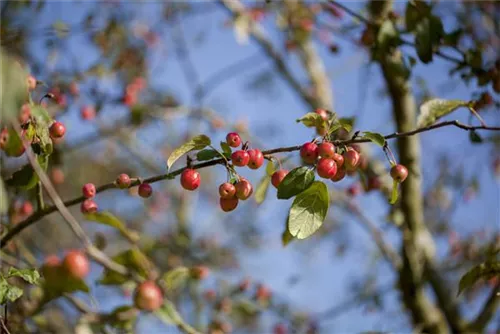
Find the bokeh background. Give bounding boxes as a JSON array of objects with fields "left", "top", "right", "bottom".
[{"left": 1, "top": 1, "right": 499, "bottom": 333}]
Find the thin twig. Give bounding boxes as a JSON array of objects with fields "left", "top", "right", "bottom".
[{"left": 2, "top": 119, "right": 499, "bottom": 249}]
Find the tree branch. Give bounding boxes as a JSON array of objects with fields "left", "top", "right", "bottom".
[
  {"left": 468, "top": 280, "right": 500, "bottom": 332},
  {"left": 2, "top": 120, "right": 499, "bottom": 249}
]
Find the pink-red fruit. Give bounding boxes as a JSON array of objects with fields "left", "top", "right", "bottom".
[
  {"left": 82, "top": 183, "right": 96, "bottom": 199},
  {"left": 190, "top": 266, "right": 210, "bottom": 280},
  {"left": 318, "top": 142, "right": 335, "bottom": 159},
  {"left": 49, "top": 121, "right": 66, "bottom": 139},
  {"left": 220, "top": 197, "right": 239, "bottom": 212},
  {"left": 134, "top": 281, "right": 164, "bottom": 311},
  {"left": 116, "top": 173, "right": 131, "bottom": 189},
  {"left": 27, "top": 75, "right": 37, "bottom": 91},
  {"left": 231, "top": 150, "right": 250, "bottom": 167},
  {"left": 138, "top": 183, "right": 153, "bottom": 198},
  {"left": 314, "top": 108, "right": 329, "bottom": 121},
  {"left": 81, "top": 105, "right": 96, "bottom": 120},
  {"left": 63, "top": 250, "right": 90, "bottom": 279},
  {"left": 180, "top": 169, "right": 201, "bottom": 191},
  {"left": 331, "top": 167, "right": 346, "bottom": 182},
  {"left": 235, "top": 179, "right": 253, "bottom": 200},
  {"left": 390, "top": 164, "right": 408, "bottom": 183},
  {"left": 247, "top": 149, "right": 264, "bottom": 169},
  {"left": 226, "top": 132, "right": 241, "bottom": 148},
  {"left": 300, "top": 142, "right": 318, "bottom": 164},
  {"left": 317, "top": 158, "right": 337, "bottom": 179},
  {"left": 271, "top": 170, "right": 289, "bottom": 188},
  {"left": 332, "top": 153, "right": 344, "bottom": 168},
  {"left": 81, "top": 199, "right": 98, "bottom": 214},
  {"left": 343, "top": 149, "right": 360, "bottom": 171},
  {"left": 219, "top": 183, "right": 236, "bottom": 199}
]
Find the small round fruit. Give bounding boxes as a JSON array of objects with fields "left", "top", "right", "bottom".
[
  {"left": 271, "top": 170, "right": 289, "bottom": 188},
  {"left": 27, "top": 75, "right": 37, "bottom": 91},
  {"left": 300, "top": 142, "right": 318, "bottom": 164},
  {"left": 49, "top": 121, "right": 66, "bottom": 139},
  {"left": 255, "top": 284, "right": 271, "bottom": 301},
  {"left": 134, "top": 281, "right": 164, "bottom": 312},
  {"left": 367, "top": 176, "right": 381, "bottom": 190},
  {"left": 332, "top": 153, "right": 344, "bottom": 168},
  {"left": 138, "top": 183, "right": 153, "bottom": 198},
  {"left": 63, "top": 250, "right": 90, "bottom": 279},
  {"left": 226, "top": 132, "right": 241, "bottom": 148},
  {"left": 390, "top": 164, "right": 408, "bottom": 183},
  {"left": 180, "top": 169, "right": 201, "bottom": 191},
  {"left": 247, "top": 149, "right": 264, "bottom": 169},
  {"left": 331, "top": 167, "right": 346, "bottom": 182},
  {"left": 19, "top": 104, "right": 31, "bottom": 124},
  {"left": 235, "top": 179, "right": 253, "bottom": 200},
  {"left": 21, "top": 201, "right": 33, "bottom": 216},
  {"left": 41, "top": 255, "right": 61, "bottom": 282},
  {"left": 219, "top": 182, "right": 236, "bottom": 199},
  {"left": 190, "top": 265, "right": 210, "bottom": 280},
  {"left": 220, "top": 197, "right": 238, "bottom": 212},
  {"left": 116, "top": 173, "right": 131, "bottom": 189},
  {"left": 238, "top": 278, "right": 251, "bottom": 292},
  {"left": 231, "top": 150, "right": 250, "bottom": 167},
  {"left": 343, "top": 149, "right": 360, "bottom": 171},
  {"left": 82, "top": 183, "right": 96, "bottom": 199},
  {"left": 317, "top": 142, "right": 335, "bottom": 158},
  {"left": 316, "top": 158, "right": 337, "bottom": 179},
  {"left": 81, "top": 199, "right": 98, "bottom": 214},
  {"left": 0, "top": 128, "right": 9, "bottom": 150},
  {"left": 274, "top": 323, "right": 288, "bottom": 334},
  {"left": 347, "top": 183, "right": 362, "bottom": 197},
  {"left": 80, "top": 105, "right": 96, "bottom": 120},
  {"left": 50, "top": 167, "right": 65, "bottom": 184}
]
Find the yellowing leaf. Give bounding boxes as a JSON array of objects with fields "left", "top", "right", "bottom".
[
  {"left": 255, "top": 175, "right": 270, "bottom": 204},
  {"left": 166, "top": 135, "right": 211, "bottom": 170},
  {"left": 85, "top": 212, "right": 140, "bottom": 243},
  {"left": 417, "top": 99, "right": 468, "bottom": 127}
]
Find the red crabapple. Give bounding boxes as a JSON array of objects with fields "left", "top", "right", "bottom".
[
  {"left": 235, "top": 179, "right": 253, "bottom": 200},
  {"left": 343, "top": 149, "right": 360, "bottom": 171},
  {"left": 317, "top": 142, "right": 335, "bottom": 158},
  {"left": 316, "top": 158, "right": 337, "bottom": 179},
  {"left": 81, "top": 199, "right": 98, "bottom": 214},
  {"left": 219, "top": 182, "right": 236, "bottom": 199},
  {"left": 300, "top": 142, "right": 318, "bottom": 164},
  {"left": 220, "top": 197, "right": 239, "bottom": 212},
  {"left": 390, "top": 164, "right": 408, "bottom": 183},
  {"left": 138, "top": 183, "right": 153, "bottom": 198},
  {"left": 190, "top": 265, "right": 209, "bottom": 280},
  {"left": 271, "top": 170, "right": 289, "bottom": 188},
  {"left": 331, "top": 167, "right": 346, "bottom": 182},
  {"left": 134, "top": 281, "right": 164, "bottom": 311},
  {"left": 49, "top": 121, "right": 66, "bottom": 139},
  {"left": 247, "top": 149, "right": 264, "bottom": 169},
  {"left": 27, "top": 75, "right": 37, "bottom": 91},
  {"left": 82, "top": 183, "right": 96, "bottom": 199},
  {"left": 62, "top": 250, "right": 90, "bottom": 279},
  {"left": 231, "top": 150, "right": 250, "bottom": 167},
  {"left": 332, "top": 153, "right": 344, "bottom": 168},
  {"left": 116, "top": 173, "right": 131, "bottom": 189},
  {"left": 226, "top": 132, "right": 241, "bottom": 148},
  {"left": 314, "top": 108, "right": 329, "bottom": 121},
  {"left": 181, "top": 169, "right": 201, "bottom": 191},
  {"left": 81, "top": 105, "right": 96, "bottom": 120}
]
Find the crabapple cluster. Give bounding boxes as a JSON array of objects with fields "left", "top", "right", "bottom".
[
  {"left": 81, "top": 182, "right": 98, "bottom": 214},
  {"left": 42, "top": 250, "right": 90, "bottom": 282}
]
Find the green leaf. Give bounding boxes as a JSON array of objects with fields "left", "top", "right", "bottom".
[
  {"left": 166, "top": 135, "right": 211, "bottom": 170},
  {"left": 390, "top": 179, "right": 399, "bottom": 204},
  {"left": 108, "top": 305, "right": 138, "bottom": 330},
  {"left": 282, "top": 219, "right": 294, "bottom": 246},
  {"left": 458, "top": 261, "right": 500, "bottom": 295},
  {"left": 41, "top": 267, "right": 90, "bottom": 303},
  {"left": 0, "top": 277, "right": 24, "bottom": 304},
  {"left": 220, "top": 141, "right": 232, "bottom": 155},
  {"left": 265, "top": 161, "right": 276, "bottom": 176},
  {"left": 99, "top": 248, "right": 150, "bottom": 285},
  {"left": 296, "top": 112, "right": 323, "bottom": 128},
  {"left": 338, "top": 117, "right": 355, "bottom": 133},
  {"left": 3, "top": 127, "right": 24, "bottom": 157},
  {"left": 254, "top": 175, "right": 270, "bottom": 204},
  {"left": 287, "top": 181, "right": 329, "bottom": 239},
  {"left": 417, "top": 99, "right": 469, "bottom": 127},
  {"left": 161, "top": 267, "right": 189, "bottom": 292},
  {"left": 30, "top": 105, "right": 53, "bottom": 155},
  {"left": 0, "top": 178, "right": 8, "bottom": 215},
  {"left": 376, "top": 20, "right": 400, "bottom": 51},
  {"left": 196, "top": 149, "right": 220, "bottom": 161},
  {"left": 0, "top": 49, "right": 29, "bottom": 125},
  {"left": 84, "top": 212, "right": 139, "bottom": 243},
  {"left": 8, "top": 268, "right": 40, "bottom": 284},
  {"left": 469, "top": 130, "right": 483, "bottom": 144},
  {"left": 6, "top": 155, "right": 48, "bottom": 190},
  {"left": 362, "top": 132, "right": 386, "bottom": 147},
  {"left": 415, "top": 15, "right": 444, "bottom": 64},
  {"left": 405, "top": 0, "right": 431, "bottom": 31},
  {"left": 277, "top": 167, "right": 315, "bottom": 200},
  {"left": 155, "top": 299, "right": 183, "bottom": 325}
]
